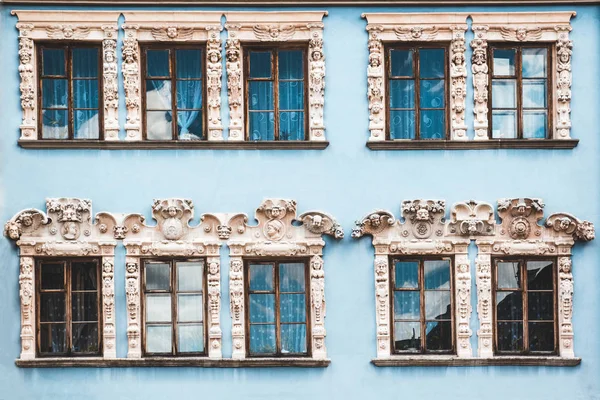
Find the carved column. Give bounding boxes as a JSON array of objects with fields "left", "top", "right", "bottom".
[
  {"left": 475, "top": 251, "right": 493, "bottom": 357},
  {"left": 374, "top": 253, "right": 391, "bottom": 358},
  {"left": 366, "top": 26, "right": 385, "bottom": 142},
  {"left": 450, "top": 26, "right": 468, "bottom": 141},
  {"left": 555, "top": 27, "right": 573, "bottom": 140},
  {"left": 558, "top": 256, "right": 575, "bottom": 358},
  {"left": 225, "top": 35, "right": 244, "bottom": 141},
  {"left": 102, "top": 25, "right": 119, "bottom": 141},
  {"left": 16, "top": 24, "right": 36, "bottom": 141},
  {"left": 310, "top": 255, "right": 326, "bottom": 359},
  {"left": 125, "top": 257, "right": 142, "bottom": 358},
  {"left": 206, "top": 26, "right": 224, "bottom": 141},
  {"left": 229, "top": 255, "right": 245, "bottom": 359},
  {"left": 471, "top": 26, "right": 489, "bottom": 141},
  {"left": 102, "top": 257, "right": 116, "bottom": 358},
  {"left": 454, "top": 252, "right": 472, "bottom": 357},
  {"left": 122, "top": 25, "right": 142, "bottom": 141},
  {"left": 308, "top": 24, "right": 326, "bottom": 142},
  {"left": 206, "top": 255, "right": 222, "bottom": 358},
  {"left": 19, "top": 257, "right": 35, "bottom": 360}
]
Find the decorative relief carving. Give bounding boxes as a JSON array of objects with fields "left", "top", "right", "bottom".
[
  {"left": 310, "top": 255, "right": 326, "bottom": 359},
  {"left": 558, "top": 257, "right": 574, "bottom": 357},
  {"left": 471, "top": 26, "right": 489, "bottom": 141},
  {"left": 122, "top": 24, "right": 142, "bottom": 140},
  {"left": 125, "top": 259, "right": 141, "bottom": 358},
  {"left": 366, "top": 26, "right": 385, "bottom": 141},
  {"left": 207, "top": 257, "right": 222, "bottom": 358},
  {"left": 374, "top": 256, "right": 390, "bottom": 358},
  {"left": 394, "top": 25, "right": 438, "bottom": 41},
  {"left": 229, "top": 257, "right": 245, "bottom": 359},
  {"left": 352, "top": 210, "right": 395, "bottom": 238},
  {"left": 455, "top": 256, "right": 472, "bottom": 357},
  {"left": 253, "top": 24, "right": 296, "bottom": 41},
  {"left": 17, "top": 35, "right": 35, "bottom": 139},
  {"left": 102, "top": 27, "right": 119, "bottom": 140},
  {"left": 19, "top": 257, "right": 35, "bottom": 360},
  {"left": 556, "top": 27, "right": 573, "bottom": 139},
  {"left": 102, "top": 258, "right": 116, "bottom": 358},
  {"left": 46, "top": 25, "right": 90, "bottom": 39},
  {"left": 500, "top": 26, "right": 542, "bottom": 41},
  {"left": 151, "top": 26, "right": 194, "bottom": 41},
  {"left": 450, "top": 27, "right": 468, "bottom": 140},
  {"left": 448, "top": 200, "right": 495, "bottom": 236},
  {"left": 225, "top": 38, "right": 243, "bottom": 141},
  {"left": 475, "top": 255, "right": 493, "bottom": 357},
  {"left": 308, "top": 27, "right": 326, "bottom": 141},
  {"left": 206, "top": 26, "right": 224, "bottom": 141}
]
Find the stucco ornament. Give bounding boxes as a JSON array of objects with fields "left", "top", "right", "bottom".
[
  {"left": 448, "top": 200, "right": 495, "bottom": 236},
  {"left": 226, "top": 198, "right": 342, "bottom": 361}
]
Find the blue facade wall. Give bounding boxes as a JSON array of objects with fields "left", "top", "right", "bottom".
[{"left": 1, "top": 4, "right": 599, "bottom": 400}]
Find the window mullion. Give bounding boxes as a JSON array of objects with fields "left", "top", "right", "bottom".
[
  {"left": 420, "top": 260, "right": 426, "bottom": 353},
  {"left": 171, "top": 50, "right": 178, "bottom": 141},
  {"left": 517, "top": 49, "right": 523, "bottom": 139},
  {"left": 172, "top": 260, "right": 177, "bottom": 355},
  {"left": 67, "top": 46, "right": 74, "bottom": 141},
  {"left": 275, "top": 261, "right": 281, "bottom": 355},
  {"left": 65, "top": 260, "right": 72, "bottom": 355},
  {"left": 522, "top": 259, "right": 529, "bottom": 353},
  {"left": 274, "top": 51, "right": 279, "bottom": 141},
  {"left": 415, "top": 48, "right": 421, "bottom": 140}
]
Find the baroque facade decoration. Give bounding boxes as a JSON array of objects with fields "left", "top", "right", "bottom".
[
  {"left": 470, "top": 12, "right": 575, "bottom": 140},
  {"left": 225, "top": 199, "right": 343, "bottom": 360},
  {"left": 5, "top": 198, "right": 119, "bottom": 360},
  {"left": 362, "top": 13, "right": 469, "bottom": 141},
  {"left": 224, "top": 12, "right": 328, "bottom": 142},
  {"left": 12, "top": 11, "right": 120, "bottom": 141}
]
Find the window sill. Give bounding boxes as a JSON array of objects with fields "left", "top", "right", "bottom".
[
  {"left": 372, "top": 356, "right": 581, "bottom": 367},
  {"left": 16, "top": 357, "right": 331, "bottom": 368},
  {"left": 18, "top": 140, "right": 329, "bottom": 150},
  {"left": 366, "top": 139, "right": 579, "bottom": 150}
]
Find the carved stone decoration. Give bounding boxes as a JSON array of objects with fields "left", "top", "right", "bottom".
[
  {"left": 352, "top": 210, "right": 395, "bottom": 238},
  {"left": 206, "top": 26, "right": 224, "bottom": 141},
  {"left": 19, "top": 257, "right": 35, "bottom": 360},
  {"left": 122, "top": 24, "right": 142, "bottom": 140},
  {"left": 125, "top": 259, "right": 141, "bottom": 358},
  {"left": 556, "top": 27, "right": 573, "bottom": 139},
  {"left": 365, "top": 26, "right": 385, "bottom": 141},
  {"left": 558, "top": 257, "right": 574, "bottom": 357},
  {"left": 401, "top": 199, "right": 445, "bottom": 240},
  {"left": 102, "top": 258, "right": 116, "bottom": 358},
  {"left": 310, "top": 255, "right": 326, "bottom": 359},
  {"left": 374, "top": 255, "right": 390, "bottom": 358},
  {"left": 475, "top": 254, "right": 493, "bottom": 357},
  {"left": 450, "top": 26, "right": 468, "bottom": 140},
  {"left": 206, "top": 257, "right": 222, "bottom": 358},
  {"left": 225, "top": 12, "right": 328, "bottom": 142},
  {"left": 16, "top": 34, "right": 35, "bottom": 140},
  {"left": 229, "top": 257, "right": 245, "bottom": 359},
  {"left": 394, "top": 25, "right": 438, "bottom": 41},
  {"left": 102, "top": 26, "right": 119, "bottom": 141},
  {"left": 448, "top": 200, "right": 495, "bottom": 236},
  {"left": 151, "top": 26, "right": 194, "bottom": 41},
  {"left": 471, "top": 26, "right": 489, "bottom": 141},
  {"left": 455, "top": 255, "right": 472, "bottom": 357},
  {"left": 46, "top": 25, "right": 91, "bottom": 39},
  {"left": 298, "top": 211, "right": 344, "bottom": 239}
]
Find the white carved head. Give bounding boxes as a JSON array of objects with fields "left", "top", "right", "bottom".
[
  {"left": 4, "top": 221, "right": 21, "bottom": 240},
  {"left": 167, "top": 27, "right": 178, "bottom": 39},
  {"left": 416, "top": 208, "right": 430, "bottom": 221}
]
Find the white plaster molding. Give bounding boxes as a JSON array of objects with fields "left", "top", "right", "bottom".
[
  {"left": 470, "top": 12, "right": 576, "bottom": 140},
  {"left": 5, "top": 198, "right": 118, "bottom": 360},
  {"left": 224, "top": 12, "right": 328, "bottom": 142},
  {"left": 225, "top": 198, "right": 342, "bottom": 360},
  {"left": 12, "top": 11, "right": 120, "bottom": 141},
  {"left": 362, "top": 13, "right": 469, "bottom": 142}
]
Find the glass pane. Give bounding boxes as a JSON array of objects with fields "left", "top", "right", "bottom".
[
  {"left": 390, "top": 110, "right": 415, "bottom": 140},
  {"left": 249, "top": 81, "right": 274, "bottom": 110},
  {"left": 40, "top": 323, "right": 67, "bottom": 353},
  {"left": 279, "top": 81, "right": 304, "bottom": 110},
  {"left": 146, "top": 111, "right": 173, "bottom": 140},
  {"left": 393, "top": 291, "right": 420, "bottom": 320},
  {"left": 279, "top": 112, "right": 304, "bottom": 141},
  {"left": 492, "top": 110, "right": 517, "bottom": 139},
  {"left": 72, "top": 48, "right": 99, "bottom": 78},
  {"left": 71, "top": 322, "right": 99, "bottom": 353},
  {"left": 42, "top": 79, "right": 68, "bottom": 108},
  {"left": 146, "top": 80, "right": 172, "bottom": 110},
  {"left": 281, "top": 324, "right": 307, "bottom": 354},
  {"left": 176, "top": 80, "right": 203, "bottom": 110},
  {"left": 420, "top": 110, "right": 445, "bottom": 140},
  {"left": 394, "top": 321, "right": 421, "bottom": 351},
  {"left": 249, "top": 51, "right": 272, "bottom": 78},
  {"left": 523, "top": 80, "right": 547, "bottom": 108},
  {"left": 279, "top": 50, "right": 304, "bottom": 79},
  {"left": 493, "top": 49, "right": 516, "bottom": 76},
  {"left": 40, "top": 293, "right": 66, "bottom": 322},
  {"left": 425, "top": 320, "right": 452, "bottom": 351},
  {"left": 42, "top": 48, "right": 65, "bottom": 76},
  {"left": 250, "top": 264, "right": 274, "bottom": 291},
  {"left": 72, "top": 262, "right": 97, "bottom": 291},
  {"left": 249, "top": 112, "right": 275, "bottom": 141},
  {"left": 72, "top": 292, "right": 98, "bottom": 321},
  {"left": 497, "top": 262, "right": 521, "bottom": 289},
  {"left": 147, "top": 50, "right": 170, "bottom": 77},
  {"left": 527, "top": 261, "right": 554, "bottom": 290},
  {"left": 249, "top": 294, "right": 275, "bottom": 323},
  {"left": 529, "top": 322, "right": 555, "bottom": 352},
  {"left": 523, "top": 111, "right": 547, "bottom": 139},
  {"left": 177, "top": 261, "right": 203, "bottom": 291},
  {"left": 390, "top": 49, "right": 413, "bottom": 77},
  {"left": 492, "top": 80, "right": 517, "bottom": 109},
  {"left": 497, "top": 321, "right": 523, "bottom": 352},
  {"left": 177, "top": 111, "right": 203, "bottom": 140},
  {"left": 523, "top": 48, "right": 547, "bottom": 78},
  {"left": 146, "top": 263, "right": 170, "bottom": 291},
  {"left": 279, "top": 263, "right": 305, "bottom": 292},
  {"left": 419, "top": 49, "right": 445, "bottom": 78},
  {"left": 528, "top": 292, "right": 554, "bottom": 320},
  {"left": 420, "top": 79, "right": 445, "bottom": 109},
  {"left": 496, "top": 291, "right": 523, "bottom": 320},
  {"left": 389, "top": 80, "right": 415, "bottom": 109},
  {"left": 394, "top": 261, "right": 419, "bottom": 289},
  {"left": 74, "top": 110, "right": 100, "bottom": 140},
  {"left": 424, "top": 260, "right": 450, "bottom": 289},
  {"left": 146, "top": 294, "right": 172, "bottom": 322},
  {"left": 176, "top": 49, "right": 202, "bottom": 78},
  {"left": 178, "top": 294, "right": 203, "bottom": 322},
  {"left": 249, "top": 324, "right": 276, "bottom": 355},
  {"left": 146, "top": 324, "right": 172, "bottom": 353},
  {"left": 178, "top": 323, "right": 204, "bottom": 353},
  {"left": 42, "top": 109, "right": 68, "bottom": 139},
  {"left": 280, "top": 294, "right": 306, "bottom": 323},
  {"left": 425, "top": 291, "right": 451, "bottom": 320},
  {"left": 41, "top": 263, "right": 64, "bottom": 290}
]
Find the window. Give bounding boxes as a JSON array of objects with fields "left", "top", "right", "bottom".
[
  {"left": 493, "top": 258, "right": 556, "bottom": 354},
  {"left": 38, "top": 44, "right": 102, "bottom": 140},
  {"left": 142, "top": 47, "right": 205, "bottom": 141},
  {"left": 245, "top": 48, "right": 307, "bottom": 141},
  {"left": 490, "top": 45, "right": 551, "bottom": 139},
  {"left": 387, "top": 46, "right": 448, "bottom": 140},
  {"left": 246, "top": 260, "right": 309, "bottom": 356},
  {"left": 37, "top": 259, "right": 101, "bottom": 356},
  {"left": 143, "top": 259, "right": 206, "bottom": 356},
  {"left": 391, "top": 257, "right": 453, "bottom": 354}
]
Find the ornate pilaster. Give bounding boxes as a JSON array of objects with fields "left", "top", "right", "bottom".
[
  {"left": 555, "top": 27, "right": 573, "bottom": 140},
  {"left": 122, "top": 25, "right": 142, "bottom": 141},
  {"left": 206, "top": 254, "right": 222, "bottom": 358},
  {"left": 366, "top": 26, "right": 385, "bottom": 142},
  {"left": 374, "top": 254, "right": 390, "bottom": 358},
  {"left": 558, "top": 256, "right": 574, "bottom": 357},
  {"left": 450, "top": 26, "right": 468, "bottom": 141},
  {"left": 475, "top": 252, "right": 493, "bottom": 357},
  {"left": 471, "top": 26, "right": 489, "bottom": 141},
  {"left": 102, "top": 258, "right": 116, "bottom": 358},
  {"left": 125, "top": 258, "right": 141, "bottom": 358},
  {"left": 16, "top": 26, "right": 36, "bottom": 141},
  {"left": 308, "top": 24, "right": 326, "bottom": 141},
  {"left": 19, "top": 257, "right": 35, "bottom": 360},
  {"left": 206, "top": 26, "right": 224, "bottom": 141},
  {"left": 229, "top": 256, "right": 245, "bottom": 359},
  {"left": 454, "top": 253, "right": 472, "bottom": 357},
  {"left": 310, "top": 255, "right": 326, "bottom": 359},
  {"left": 102, "top": 26, "right": 119, "bottom": 141},
  {"left": 225, "top": 37, "right": 243, "bottom": 141}
]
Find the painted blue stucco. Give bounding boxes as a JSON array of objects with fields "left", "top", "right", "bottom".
[{"left": 0, "top": 3, "right": 599, "bottom": 400}]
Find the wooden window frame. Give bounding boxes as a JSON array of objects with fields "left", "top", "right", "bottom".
[
  {"left": 142, "top": 258, "right": 208, "bottom": 357},
  {"left": 385, "top": 43, "right": 450, "bottom": 141},
  {"left": 244, "top": 258, "right": 311, "bottom": 358},
  {"left": 140, "top": 44, "right": 208, "bottom": 141},
  {"left": 487, "top": 43, "right": 554, "bottom": 140},
  {"left": 37, "top": 42, "right": 104, "bottom": 141},
  {"left": 492, "top": 257, "right": 558, "bottom": 355},
  {"left": 243, "top": 44, "right": 309, "bottom": 142},
  {"left": 36, "top": 258, "right": 102, "bottom": 357},
  {"left": 389, "top": 256, "right": 455, "bottom": 355}
]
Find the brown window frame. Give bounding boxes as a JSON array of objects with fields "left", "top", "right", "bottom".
[
  {"left": 140, "top": 44, "right": 208, "bottom": 141},
  {"left": 244, "top": 258, "right": 311, "bottom": 358},
  {"left": 487, "top": 43, "right": 554, "bottom": 140},
  {"left": 389, "top": 256, "right": 455, "bottom": 355},
  {"left": 385, "top": 43, "right": 450, "bottom": 141},
  {"left": 243, "top": 44, "right": 309, "bottom": 141},
  {"left": 37, "top": 42, "right": 104, "bottom": 141},
  {"left": 36, "top": 258, "right": 102, "bottom": 357},
  {"left": 492, "top": 257, "right": 558, "bottom": 355},
  {"left": 142, "top": 258, "right": 208, "bottom": 357}
]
